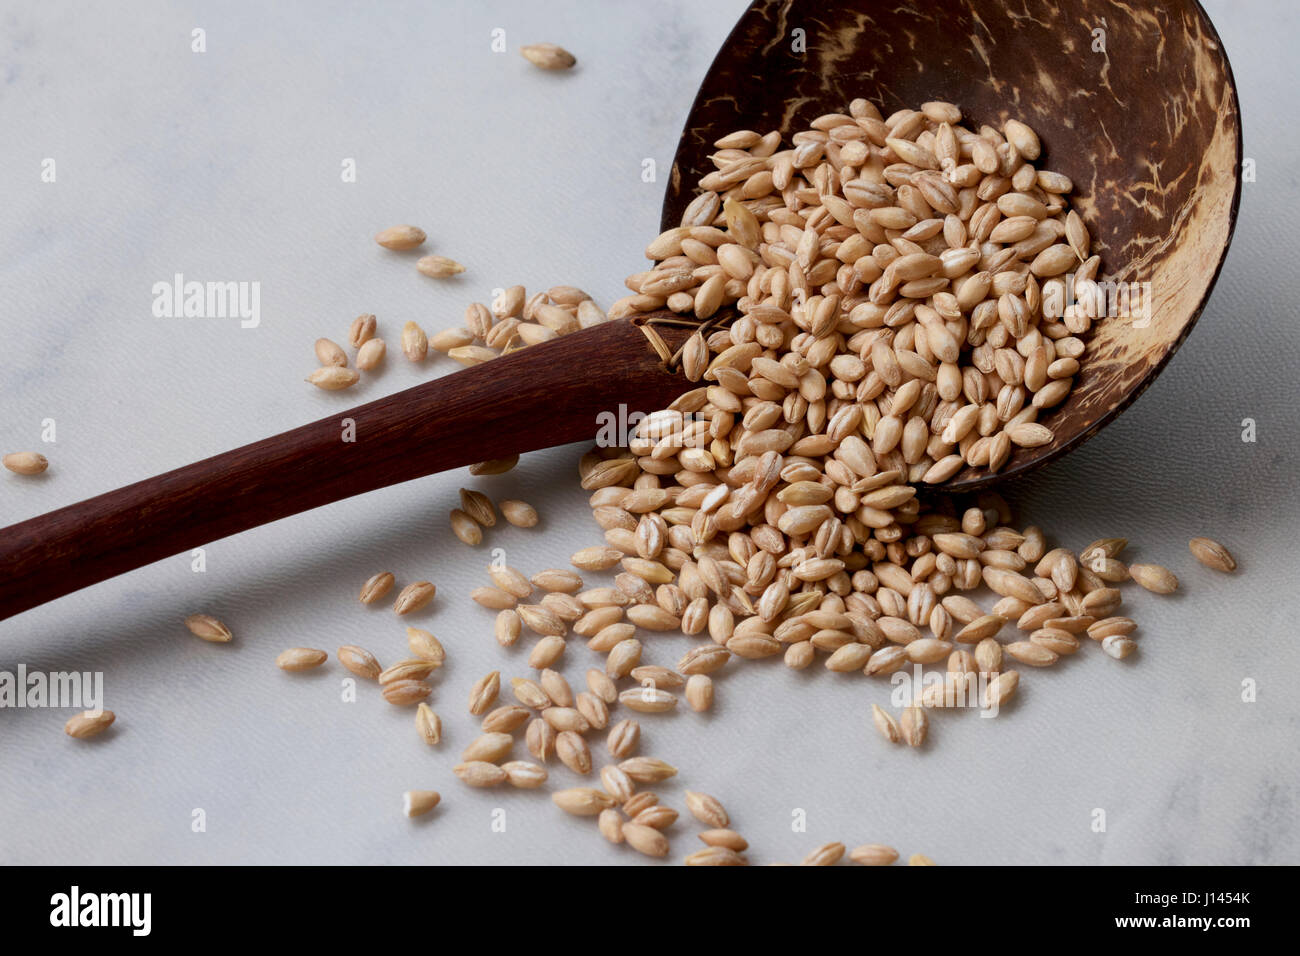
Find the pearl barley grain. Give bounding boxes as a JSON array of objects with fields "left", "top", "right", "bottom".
[
  {"left": 276, "top": 648, "right": 328, "bottom": 671},
  {"left": 1189, "top": 537, "right": 1236, "bottom": 572},
  {"left": 393, "top": 581, "right": 436, "bottom": 615},
  {"left": 306, "top": 367, "right": 358, "bottom": 390},
  {"left": 500, "top": 499, "right": 539, "bottom": 528},
  {"left": 685, "top": 674, "right": 714, "bottom": 712},
  {"left": 3, "top": 452, "right": 49, "bottom": 475},
  {"left": 375, "top": 225, "right": 426, "bottom": 250},
  {"left": 184, "top": 613, "right": 233, "bottom": 643},
  {"left": 403, "top": 790, "right": 440, "bottom": 817},
  {"left": 520, "top": 43, "right": 576, "bottom": 70},
  {"left": 64, "top": 710, "right": 115, "bottom": 739},
  {"left": 417, "top": 255, "right": 466, "bottom": 278},
  {"left": 358, "top": 571, "right": 395, "bottom": 604},
  {"left": 355, "top": 337, "right": 386, "bottom": 371}
]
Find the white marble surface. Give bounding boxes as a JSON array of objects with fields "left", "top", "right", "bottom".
[{"left": 0, "top": 0, "right": 1296, "bottom": 865}]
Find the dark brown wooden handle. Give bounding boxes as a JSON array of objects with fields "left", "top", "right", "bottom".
[{"left": 0, "top": 316, "right": 693, "bottom": 621}]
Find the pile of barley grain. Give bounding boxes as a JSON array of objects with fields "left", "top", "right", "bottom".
[
  {"left": 251, "top": 98, "right": 1239, "bottom": 864},
  {"left": 427, "top": 100, "right": 1234, "bottom": 860},
  {"left": 613, "top": 99, "right": 1100, "bottom": 483}
]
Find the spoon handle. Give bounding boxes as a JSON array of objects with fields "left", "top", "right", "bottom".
[{"left": 0, "top": 317, "right": 692, "bottom": 621}]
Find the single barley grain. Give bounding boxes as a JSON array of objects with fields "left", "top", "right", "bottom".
[
  {"left": 184, "top": 613, "right": 233, "bottom": 643},
  {"left": 524, "top": 715, "right": 556, "bottom": 760},
  {"left": 1101, "top": 635, "right": 1137, "bottom": 660},
  {"left": 469, "top": 456, "right": 518, "bottom": 476},
  {"left": 539, "top": 669, "right": 574, "bottom": 707},
  {"left": 500, "top": 500, "right": 539, "bottom": 527},
  {"left": 527, "top": 635, "right": 566, "bottom": 669},
  {"left": 872, "top": 704, "right": 901, "bottom": 744},
  {"left": 1088, "top": 616, "right": 1137, "bottom": 640},
  {"left": 431, "top": 327, "right": 474, "bottom": 352},
  {"left": 416, "top": 255, "right": 465, "bottom": 278},
  {"left": 450, "top": 509, "right": 484, "bottom": 546},
  {"left": 585, "top": 669, "right": 618, "bottom": 704},
  {"left": 849, "top": 844, "right": 899, "bottom": 866},
  {"left": 1004, "top": 641, "right": 1058, "bottom": 667},
  {"left": 1129, "top": 563, "right": 1179, "bottom": 594},
  {"left": 488, "top": 565, "right": 532, "bottom": 599},
  {"left": 338, "top": 645, "right": 381, "bottom": 680},
  {"left": 482, "top": 704, "right": 531, "bottom": 734},
  {"left": 64, "top": 710, "right": 115, "bottom": 739},
  {"left": 607, "top": 719, "right": 641, "bottom": 759},
  {"left": 900, "top": 706, "right": 928, "bottom": 747},
  {"left": 634, "top": 805, "right": 679, "bottom": 830},
  {"left": 622, "top": 823, "right": 670, "bottom": 858},
  {"left": 600, "top": 764, "right": 635, "bottom": 802},
  {"left": 495, "top": 610, "right": 522, "bottom": 646},
  {"left": 358, "top": 571, "right": 395, "bottom": 604},
  {"left": 552, "top": 788, "right": 615, "bottom": 816},
  {"left": 975, "top": 637, "right": 1003, "bottom": 674},
  {"left": 1189, "top": 537, "right": 1236, "bottom": 572},
  {"left": 462, "top": 732, "right": 513, "bottom": 764},
  {"left": 393, "top": 581, "right": 436, "bottom": 615},
  {"left": 471, "top": 586, "right": 516, "bottom": 610},
  {"left": 985, "top": 670, "right": 1020, "bottom": 709},
  {"left": 684, "top": 791, "right": 730, "bottom": 828},
  {"left": 685, "top": 674, "right": 714, "bottom": 712},
  {"left": 571, "top": 547, "right": 623, "bottom": 571},
  {"left": 405, "top": 627, "right": 446, "bottom": 665},
  {"left": 400, "top": 321, "right": 429, "bottom": 363},
  {"left": 510, "top": 676, "right": 552, "bottom": 710},
  {"left": 459, "top": 489, "right": 497, "bottom": 527},
  {"left": 909, "top": 854, "right": 938, "bottom": 866},
  {"left": 599, "top": 808, "right": 625, "bottom": 844},
  {"left": 314, "top": 338, "right": 347, "bottom": 367},
  {"left": 1081, "top": 537, "right": 1129, "bottom": 561},
  {"left": 532, "top": 569, "right": 584, "bottom": 593},
  {"left": 468, "top": 671, "right": 501, "bottom": 715},
  {"left": 374, "top": 225, "right": 426, "bottom": 250},
  {"left": 415, "top": 703, "right": 441, "bottom": 745},
  {"left": 520, "top": 43, "right": 576, "bottom": 70},
  {"left": 622, "top": 792, "right": 658, "bottom": 817},
  {"left": 678, "top": 644, "right": 731, "bottom": 675},
  {"left": 348, "top": 313, "right": 377, "bottom": 348},
  {"left": 306, "top": 367, "right": 358, "bottom": 390},
  {"left": 619, "top": 757, "right": 677, "bottom": 783},
  {"left": 699, "top": 828, "right": 748, "bottom": 851},
  {"left": 626, "top": 665, "right": 681, "bottom": 686},
  {"left": 382, "top": 679, "right": 432, "bottom": 705},
  {"left": 802, "top": 842, "right": 846, "bottom": 866},
  {"left": 685, "top": 847, "right": 747, "bottom": 866},
  {"left": 355, "top": 337, "right": 386, "bottom": 370},
  {"left": 3, "top": 451, "right": 49, "bottom": 475},
  {"left": 454, "top": 761, "right": 508, "bottom": 788},
  {"left": 276, "top": 647, "right": 327, "bottom": 671},
  {"left": 378, "top": 659, "right": 439, "bottom": 684},
  {"left": 403, "top": 790, "right": 440, "bottom": 817}
]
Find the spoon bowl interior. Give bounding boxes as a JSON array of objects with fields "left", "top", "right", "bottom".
[{"left": 662, "top": 0, "right": 1242, "bottom": 491}]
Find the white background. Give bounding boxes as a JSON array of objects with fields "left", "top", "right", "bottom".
[{"left": 1, "top": 0, "right": 1296, "bottom": 865}]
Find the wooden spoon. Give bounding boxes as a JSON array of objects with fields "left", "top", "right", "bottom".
[{"left": 0, "top": 0, "right": 1241, "bottom": 621}]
